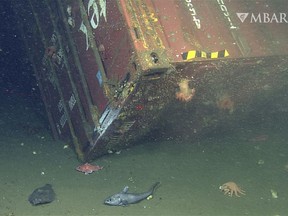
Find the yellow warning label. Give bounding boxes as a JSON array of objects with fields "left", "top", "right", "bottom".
[{"left": 182, "top": 49, "right": 229, "bottom": 60}]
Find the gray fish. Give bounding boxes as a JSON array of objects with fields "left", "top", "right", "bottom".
[
  {"left": 28, "top": 184, "right": 55, "bottom": 206},
  {"left": 104, "top": 182, "right": 160, "bottom": 206}
]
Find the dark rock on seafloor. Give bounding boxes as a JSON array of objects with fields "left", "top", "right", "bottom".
[{"left": 28, "top": 184, "right": 56, "bottom": 206}]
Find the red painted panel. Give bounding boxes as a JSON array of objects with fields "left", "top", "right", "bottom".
[
  {"left": 67, "top": 0, "right": 109, "bottom": 113},
  {"left": 89, "top": 0, "right": 134, "bottom": 81},
  {"left": 117, "top": 0, "right": 288, "bottom": 62}
]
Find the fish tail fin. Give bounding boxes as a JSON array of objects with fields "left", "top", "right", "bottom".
[{"left": 151, "top": 182, "right": 160, "bottom": 194}]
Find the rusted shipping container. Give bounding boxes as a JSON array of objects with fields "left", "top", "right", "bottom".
[{"left": 11, "top": 0, "right": 288, "bottom": 161}]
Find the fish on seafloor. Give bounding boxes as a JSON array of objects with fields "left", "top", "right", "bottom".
[
  {"left": 76, "top": 163, "right": 103, "bottom": 175},
  {"left": 104, "top": 182, "right": 160, "bottom": 206},
  {"left": 28, "top": 184, "right": 55, "bottom": 206}
]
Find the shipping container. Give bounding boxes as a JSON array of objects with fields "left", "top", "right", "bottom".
[{"left": 11, "top": 0, "right": 288, "bottom": 161}]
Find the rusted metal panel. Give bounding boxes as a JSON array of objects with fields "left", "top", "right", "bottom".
[
  {"left": 155, "top": 55, "right": 288, "bottom": 139},
  {"left": 12, "top": 0, "right": 288, "bottom": 161}
]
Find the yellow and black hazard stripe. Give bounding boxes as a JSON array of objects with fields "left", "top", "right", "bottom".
[{"left": 181, "top": 49, "right": 229, "bottom": 61}]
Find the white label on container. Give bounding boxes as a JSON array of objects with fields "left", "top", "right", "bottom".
[
  {"left": 87, "top": 0, "right": 107, "bottom": 29},
  {"left": 69, "top": 94, "right": 77, "bottom": 111}
]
